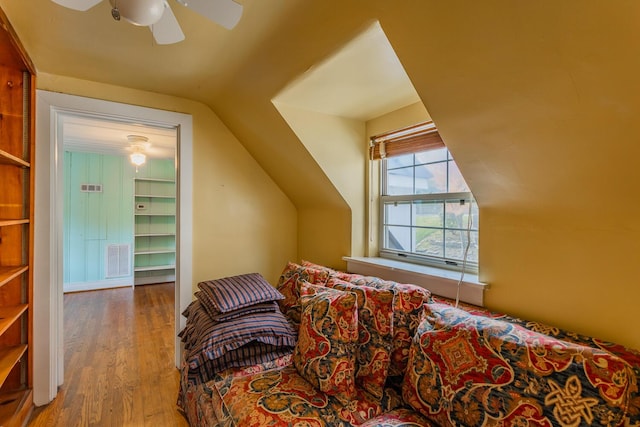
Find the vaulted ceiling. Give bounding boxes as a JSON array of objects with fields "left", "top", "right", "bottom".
[
  {"left": 2, "top": 0, "right": 422, "bottom": 208},
  {"left": 4, "top": 1, "right": 417, "bottom": 117},
  {"left": 4, "top": 1, "right": 640, "bottom": 216}
]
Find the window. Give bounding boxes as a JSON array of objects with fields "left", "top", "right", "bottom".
[{"left": 374, "top": 123, "right": 478, "bottom": 271}]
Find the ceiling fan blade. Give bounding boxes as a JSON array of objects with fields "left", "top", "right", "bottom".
[
  {"left": 151, "top": 3, "right": 185, "bottom": 45},
  {"left": 178, "top": 0, "right": 242, "bottom": 30},
  {"left": 51, "top": 0, "right": 102, "bottom": 11}
]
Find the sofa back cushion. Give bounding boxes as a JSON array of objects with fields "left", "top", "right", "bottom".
[
  {"left": 432, "top": 296, "right": 640, "bottom": 425},
  {"left": 333, "top": 272, "right": 431, "bottom": 378},
  {"left": 325, "top": 277, "right": 395, "bottom": 401},
  {"left": 275, "top": 262, "right": 330, "bottom": 328},
  {"left": 301, "top": 259, "right": 338, "bottom": 274},
  {"left": 292, "top": 282, "right": 359, "bottom": 405},
  {"left": 403, "top": 303, "right": 635, "bottom": 427}
]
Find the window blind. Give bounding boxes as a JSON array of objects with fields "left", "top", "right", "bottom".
[{"left": 369, "top": 121, "right": 445, "bottom": 160}]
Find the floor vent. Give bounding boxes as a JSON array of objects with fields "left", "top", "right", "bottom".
[{"left": 106, "top": 244, "right": 131, "bottom": 278}]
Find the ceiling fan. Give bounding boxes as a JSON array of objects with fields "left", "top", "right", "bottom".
[{"left": 51, "top": 0, "right": 243, "bottom": 44}]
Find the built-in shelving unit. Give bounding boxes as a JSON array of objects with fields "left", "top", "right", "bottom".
[
  {"left": 0, "top": 6, "right": 35, "bottom": 425},
  {"left": 134, "top": 177, "right": 176, "bottom": 285}
]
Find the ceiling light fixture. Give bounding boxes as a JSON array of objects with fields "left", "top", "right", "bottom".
[
  {"left": 130, "top": 151, "right": 146, "bottom": 166},
  {"left": 128, "top": 135, "right": 149, "bottom": 171}
]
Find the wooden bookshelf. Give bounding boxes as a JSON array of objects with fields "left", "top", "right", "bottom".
[
  {"left": 0, "top": 266, "right": 28, "bottom": 289},
  {"left": 0, "top": 389, "right": 32, "bottom": 427},
  {"left": 0, "top": 5, "right": 35, "bottom": 425},
  {"left": 0, "top": 149, "right": 29, "bottom": 168},
  {"left": 0, "top": 219, "right": 29, "bottom": 227},
  {"left": 0, "top": 305, "right": 28, "bottom": 337},
  {"left": 0, "top": 346, "right": 26, "bottom": 386}
]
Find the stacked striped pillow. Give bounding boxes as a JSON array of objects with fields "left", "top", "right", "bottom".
[{"left": 179, "top": 273, "right": 296, "bottom": 386}]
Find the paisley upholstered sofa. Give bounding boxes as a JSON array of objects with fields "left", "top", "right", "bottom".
[{"left": 178, "top": 261, "right": 640, "bottom": 426}]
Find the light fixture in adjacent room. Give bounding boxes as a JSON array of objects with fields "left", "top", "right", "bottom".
[
  {"left": 130, "top": 151, "right": 146, "bottom": 166},
  {"left": 128, "top": 135, "right": 149, "bottom": 171}
]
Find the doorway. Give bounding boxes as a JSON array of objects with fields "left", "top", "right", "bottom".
[
  {"left": 60, "top": 114, "right": 177, "bottom": 292},
  {"left": 34, "top": 90, "right": 193, "bottom": 406}
]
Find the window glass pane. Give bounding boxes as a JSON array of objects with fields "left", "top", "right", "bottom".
[
  {"left": 444, "top": 230, "right": 478, "bottom": 263},
  {"left": 384, "top": 225, "right": 411, "bottom": 251},
  {"left": 444, "top": 230, "right": 464, "bottom": 261},
  {"left": 387, "top": 153, "right": 414, "bottom": 169},
  {"left": 445, "top": 200, "right": 469, "bottom": 229},
  {"left": 386, "top": 167, "right": 413, "bottom": 195},
  {"left": 448, "top": 161, "right": 470, "bottom": 192},
  {"left": 415, "top": 147, "right": 447, "bottom": 165},
  {"left": 415, "top": 162, "right": 446, "bottom": 194},
  {"left": 380, "top": 141, "right": 478, "bottom": 270},
  {"left": 413, "top": 201, "right": 443, "bottom": 228},
  {"left": 471, "top": 202, "right": 479, "bottom": 231},
  {"left": 384, "top": 202, "right": 411, "bottom": 226},
  {"left": 468, "top": 231, "right": 479, "bottom": 263},
  {"left": 414, "top": 228, "right": 443, "bottom": 258},
  {"left": 445, "top": 200, "right": 478, "bottom": 230}
]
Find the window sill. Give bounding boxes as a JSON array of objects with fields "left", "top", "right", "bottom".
[{"left": 342, "top": 256, "right": 488, "bottom": 306}]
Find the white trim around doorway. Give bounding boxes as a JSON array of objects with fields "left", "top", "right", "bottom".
[{"left": 34, "top": 90, "right": 193, "bottom": 406}]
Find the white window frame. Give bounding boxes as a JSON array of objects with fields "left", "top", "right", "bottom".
[{"left": 379, "top": 148, "right": 478, "bottom": 272}]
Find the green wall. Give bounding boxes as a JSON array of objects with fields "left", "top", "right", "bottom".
[
  {"left": 132, "top": 158, "right": 175, "bottom": 181},
  {"left": 63, "top": 153, "right": 176, "bottom": 291},
  {"left": 63, "top": 151, "right": 136, "bottom": 291}
]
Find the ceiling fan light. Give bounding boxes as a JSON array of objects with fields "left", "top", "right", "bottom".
[{"left": 114, "top": 0, "right": 165, "bottom": 26}]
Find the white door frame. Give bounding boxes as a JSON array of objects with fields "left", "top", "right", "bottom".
[{"left": 34, "top": 90, "right": 193, "bottom": 406}]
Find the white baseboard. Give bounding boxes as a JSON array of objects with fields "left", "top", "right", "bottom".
[
  {"left": 64, "top": 278, "right": 133, "bottom": 293},
  {"left": 134, "top": 274, "right": 176, "bottom": 286}
]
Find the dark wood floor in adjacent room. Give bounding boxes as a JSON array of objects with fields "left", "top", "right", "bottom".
[{"left": 29, "top": 283, "right": 189, "bottom": 427}]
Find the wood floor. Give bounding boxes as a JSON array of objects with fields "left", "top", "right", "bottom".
[{"left": 28, "top": 283, "right": 189, "bottom": 427}]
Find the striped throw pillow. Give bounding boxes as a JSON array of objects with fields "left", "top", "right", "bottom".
[{"left": 197, "top": 273, "right": 284, "bottom": 316}]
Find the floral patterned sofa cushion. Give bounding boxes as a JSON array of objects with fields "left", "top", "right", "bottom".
[
  {"left": 432, "top": 296, "right": 640, "bottom": 425},
  {"left": 275, "top": 262, "right": 330, "bottom": 328},
  {"left": 293, "top": 282, "right": 360, "bottom": 405},
  {"left": 332, "top": 272, "right": 431, "bottom": 378},
  {"left": 210, "top": 365, "right": 385, "bottom": 427},
  {"left": 403, "top": 303, "right": 636, "bottom": 427},
  {"left": 325, "top": 277, "right": 395, "bottom": 402},
  {"left": 359, "top": 408, "right": 436, "bottom": 427},
  {"left": 301, "top": 259, "right": 339, "bottom": 274}
]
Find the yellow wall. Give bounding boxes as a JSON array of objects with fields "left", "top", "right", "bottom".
[
  {"left": 376, "top": 4, "right": 640, "bottom": 350},
  {"left": 289, "top": 10, "right": 640, "bottom": 349},
  {"left": 298, "top": 207, "right": 351, "bottom": 271},
  {"left": 37, "top": 73, "right": 297, "bottom": 286},
  {"left": 274, "top": 102, "right": 367, "bottom": 267}
]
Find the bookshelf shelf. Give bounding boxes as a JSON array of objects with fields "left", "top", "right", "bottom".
[{"left": 134, "top": 176, "right": 176, "bottom": 285}]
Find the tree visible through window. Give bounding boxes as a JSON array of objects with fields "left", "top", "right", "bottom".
[{"left": 375, "top": 123, "right": 478, "bottom": 271}]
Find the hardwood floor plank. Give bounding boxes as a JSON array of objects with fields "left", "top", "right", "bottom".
[{"left": 28, "top": 283, "right": 188, "bottom": 427}]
